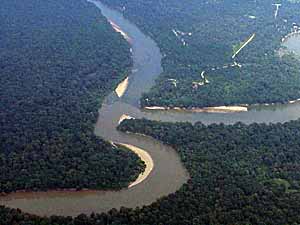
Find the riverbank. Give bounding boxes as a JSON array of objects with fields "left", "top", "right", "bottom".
[
  {"left": 281, "top": 30, "right": 300, "bottom": 43},
  {"left": 144, "top": 105, "right": 248, "bottom": 113},
  {"left": 115, "top": 77, "right": 129, "bottom": 98},
  {"left": 289, "top": 98, "right": 300, "bottom": 104},
  {"left": 118, "top": 114, "right": 135, "bottom": 124},
  {"left": 144, "top": 97, "right": 300, "bottom": 113},
  {"left": 117, "top": 143, "right": 154, "bottom": 188},
  {"left": 0, "top": 1, "right": 189, "bottom": 216},
  {"left": 109, "top": 20, "right": 132, "bottom": 43},
  {"left": 2, "top": 0, "right": 300, "bottom": 218}
]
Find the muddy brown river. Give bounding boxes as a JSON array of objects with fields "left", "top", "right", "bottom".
[{"left": 1, "top": 0, "right": 300, "bottom": 217}]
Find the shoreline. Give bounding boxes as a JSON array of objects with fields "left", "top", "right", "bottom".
[
  {"left": 144, "top": 98, "right": 300, "bottom": 113},
  {"left": 117, "top": 143, "right": 154, "bottom": 188},
  {"left": 144, "top": 105, "right": 248, "bottom": 113},
  {"left": 2, "top": 0, "right": 300, "bottom": 217},
  {"left": 0, "top": 189, "right": 119, "bottom": 198},
  {"left": 281, "top": 30, "right": 300, "bottom": 43},
  {"left": 118, "top": 114, "right": 135, "bottom": 125},
  {"left": 142, "top": 31, "right": 300, "bottom": 114},
  {"left": 115, "top": 77, "right": 129, "bottom": 98},
  {"left": 109, "top": 20, "right": 132, "bottom": 43},
  {"left": 289, "top": 98, "right": 300, "bottom": 104},
  {"left": 0, "top": 142, "right": 154, "bottom": 199}
]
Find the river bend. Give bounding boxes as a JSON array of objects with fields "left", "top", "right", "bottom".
[{"left": 1, "top": 0, "right": 300, "bottom": 217}]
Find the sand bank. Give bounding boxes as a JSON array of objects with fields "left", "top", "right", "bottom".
[
  {"left": 118, "top": 114, "right": 135, "bottom": 125},
  {"left": 289, "top": 98, "right": 300, "bottom": 104},
  {"left": 145, "top": 105, "right": 248, "bottom": 113},
  {"left": 190, "top": 106, "right": 248, "bottom": 113},
  {"left": 115, "top": 77, "right": 129, "bottom": 98},
  {"left": 144, "top": 106, "right": 168, "bottom": 110},
  {"left": 109, "top": 20, "right": 132, "bottom": 43},
  {"left": 117, "top": 143, "right": 154, "bottom": 188}
]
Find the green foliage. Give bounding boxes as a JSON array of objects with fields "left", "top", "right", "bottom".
[
  {"left": 116, "top": 118, "right": 300, "bottom": 224},
  {"left": 102, "top": 0, "right": 300, "bottom": 108},
  {"left": 2, "top": 0, "right": 300, "bottom": 224},
  {"left": 0, "top": 0, "right": 143, "bottom": 193},
  {"left": 3, "top": 118, "right": 300, "bottom": 224}
]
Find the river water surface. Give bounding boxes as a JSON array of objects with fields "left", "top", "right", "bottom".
[{"left": 1, "top": 1, "right": 300, "bottom": 217}]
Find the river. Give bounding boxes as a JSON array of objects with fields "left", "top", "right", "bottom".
[{"left": 1, "top": 0, "right": 300, "bottom": 217}]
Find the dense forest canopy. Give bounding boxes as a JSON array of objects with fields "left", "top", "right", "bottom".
[
  {"left": 118, "top": 118, "right": 300, "bottom": 224},
  {"left": 102, "top": 0, "right": 300, "bottom": 108},
  {"left": 3, "top": 118, "right": 300, "bottom": 224},
  {"left": 0, "top": 0, "right": 144, "bottom": 193},
  {"left": 2, "top": 0, "right": 300, "bottom": 224}
]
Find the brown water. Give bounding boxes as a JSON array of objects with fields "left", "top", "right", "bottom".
[
  {"left": 1, "top": 1, "right": 300, "bottom": 217},
  {"left": 0, "top": 1, "right": 188, "bottom": 217}
]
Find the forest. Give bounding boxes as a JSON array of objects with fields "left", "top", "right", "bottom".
[
  {"left": 101, "top": 0, "right": 300, "bottom": 108},
  {"left": 0, "top": 0, "right": 144, "bottom": 193},
  {"left": 2, "top": 0, "right": 300, "bottom": 224},
  {"left": 3, "top": 118, "right": 300, "bottom": 224}
]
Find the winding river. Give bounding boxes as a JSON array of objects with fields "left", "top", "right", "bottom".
[{"left": 1, "top": 0, "right": 300, "bottom": 217}]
